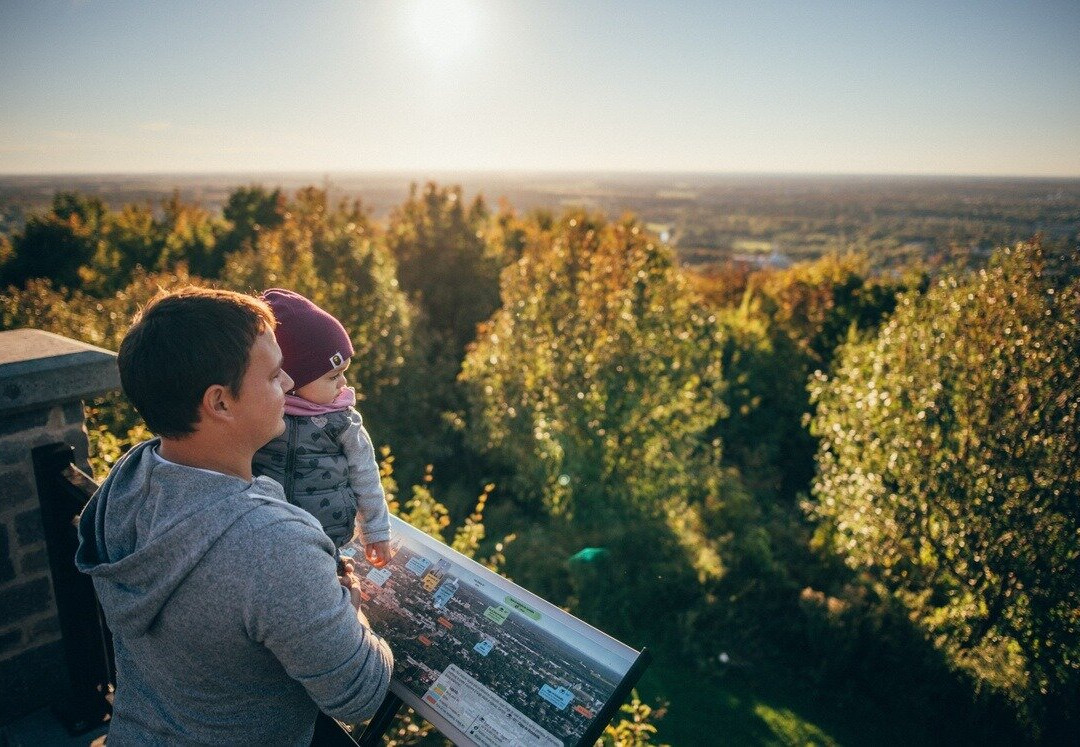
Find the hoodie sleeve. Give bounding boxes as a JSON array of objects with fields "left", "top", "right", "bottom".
[
  {"left": 337, "top": 408, "right": 391, "bottom": 545},
  {"left": 242, "top": 514, "right": 393, "bottom": 724}
]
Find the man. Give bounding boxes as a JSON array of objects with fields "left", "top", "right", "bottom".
[{"left": 76, "top": 287, "right": 392, "bottom": 745}]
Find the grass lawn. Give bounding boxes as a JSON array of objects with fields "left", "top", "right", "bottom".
[
  {"left": 635, "top": 657, "right": 835, "bottom": 745},
  {"left": 633, "top": 648, "right": 945, "bottom": 746}
]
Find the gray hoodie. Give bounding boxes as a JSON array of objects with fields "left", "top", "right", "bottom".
[{"left": 76, "top": 439, "right": 393, "bottom": 746}]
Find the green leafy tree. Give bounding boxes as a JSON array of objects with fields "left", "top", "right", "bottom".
[
  {"left": 160, "top": 191, "right": 227, "bottom": 279},
  {"left": 460, "top": 212, "right": 768, "bottom": 646},
  {"left": 212, "top": 185, "right": 285, "bottom": 277},
  {"left": 462, "top": 212, "right": 725, "bottom": 519},
  {"left": 0, "top": 192, "right": 106, "bottom": 288},
  {"left": 95, "top": 203, "right": 165, "bottom": 288},
  {"left": 220, "top": 187, "right": 412, "bottom": 438},
  {"left": 387, "top": 182, "right": 500, "bottom": 365},
  {"left": 50, "top": 191, "right": 108, "bottom": 226},
  {"left": 710, "top": 302, "right": 814, "bottom": 506},
  {"left": 808, "top": 241, "right": 1080, "bottom": 733},
  {"left": 80, "top": 193, "right": 225, "bottom": 294},
  {"left": 382, "top": 183, "right": 503, "bottom": 488}
]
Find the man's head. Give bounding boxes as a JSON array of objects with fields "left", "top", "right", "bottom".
[{"left": 118, "top": 287, "right": 280, "bottom": 439}]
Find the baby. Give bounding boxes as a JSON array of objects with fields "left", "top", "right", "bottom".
[{"left": 253, "top": 288, "right": 391, "bottom": 568}]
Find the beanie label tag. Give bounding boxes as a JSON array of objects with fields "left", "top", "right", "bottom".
[{"left": 329, "top": 351, "right": 345, "bottom": 369}]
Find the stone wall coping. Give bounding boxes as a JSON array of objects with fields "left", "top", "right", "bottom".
[{"left": 0, "top": 329, "right": 119, "bottom": 416}]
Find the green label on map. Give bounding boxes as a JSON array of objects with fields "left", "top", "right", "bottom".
[
  {"left": 484, "top": 605, "right": 510, "bottom": 625},
  {"left": 503, "top": 596, "right": 541, "bottom": 621}
]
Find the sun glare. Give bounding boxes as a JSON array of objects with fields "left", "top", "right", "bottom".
[{"left": 408, "top": 0, "right": 478, "bottom": 63}]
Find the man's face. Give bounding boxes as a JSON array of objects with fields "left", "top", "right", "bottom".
[{"left": 228, "top": 329, "right": 293, "bottom": 450}]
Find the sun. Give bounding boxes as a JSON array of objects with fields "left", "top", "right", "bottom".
[{"left": 408, "top": 0, "right": 479, "bottom": 63}]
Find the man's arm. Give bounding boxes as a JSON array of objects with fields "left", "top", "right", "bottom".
[{"left": 244, "top": 515, "right": 393, "bottom": 724}]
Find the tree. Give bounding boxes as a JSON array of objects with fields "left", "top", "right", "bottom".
[
  {"left": 77, "top": 193, "right": 228, "bottom": 294},
  {"left": 463, "top": 212, "right": 725, "bottom": 517},
  {"left": 51, "top": 191, "right": 107, "bottom": 226},
  {"left": 382, "top": 182, "right": 504, "bottom": 487},
  {"left": 220, "top": 187, "right": 412, "bottom": 440},
  {"left": 808, "top": 241, "right": 1080, "bottom": 733},
  {"left": 0, "top": 192, "right": 105, "bottom": 289},
  {"left": 387, "top": 182, "right": 501, "bottom": 367},
  {"left": 160, "top": 191, "right": 227, "bottom": 279},
  {"left": 213, "top": 185, "right": 285, "bottom": 276},
  {"left": 750, "top": 252, "right": 915, "bottom": 369},
  {"left": 690, "top": 255, "right": 920, "bottom": 506},
  {"left": 100, "top": 203, "right": 165, "bottom": 284},
  {"left": 459, "top": 211, "right": 771, "bottom": 643}
]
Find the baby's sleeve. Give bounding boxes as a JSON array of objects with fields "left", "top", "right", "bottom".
[{"left": 337, "top": 407, "right": 391, "bottom": 544}]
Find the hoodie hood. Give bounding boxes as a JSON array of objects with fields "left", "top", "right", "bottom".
[{"left": 76, "top": 439, "right": 286, "bottom": 637}]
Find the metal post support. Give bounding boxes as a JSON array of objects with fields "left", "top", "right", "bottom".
[
  {"left": 311, "top": 711, "right": 363, "bottom": 746},
  {"left": 31, "top": 442, "right": 114, "bottom": 735},
  {"left": 354, "top": 693, "right": 404, "bottom": 747}
]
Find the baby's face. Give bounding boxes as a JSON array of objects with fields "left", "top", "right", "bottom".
[{"left": 294, "top": 360, "right": 350, "bottom": 405}]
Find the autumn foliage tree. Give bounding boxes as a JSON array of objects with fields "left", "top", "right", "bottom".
[
  {"left": 383, "top": 183, "right": 503, "bottom": 485},
  {"left": 808, "top": 241, "right": 1080, "bottom": 733},
  {"left": 220, "top": 187, "right": 412, "bottom": 437},
  {"left": 689, "top": 255, "right": 919, "bottom": 505},
  {"left": 460, "top": 212, "right": 770, "bottom": 642},
  {"left": 0, "top": 192, "right": 105, "bottom": 289},
  {"left": 747, "top": 252, "right": 915, "bottom": 370},
  {"left": 387, "top": 182, "right": 500, "bottom": 366}
]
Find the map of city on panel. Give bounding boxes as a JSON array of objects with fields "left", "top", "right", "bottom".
[{"left": 342, "top": 516, "right": 648, "bottom": 747}]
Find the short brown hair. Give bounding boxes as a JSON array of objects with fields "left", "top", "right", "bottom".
[{"left": 118, "top": 287, "right": 275, "bottom": 438}]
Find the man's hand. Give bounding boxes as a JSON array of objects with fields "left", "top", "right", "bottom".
[
  {"left": 364, "top": 541, "right": 391, "bottom": 568},
  {"left": 336, "top": 552, "right": 354, "bottom": 578},
  {"left": 337, "top": 555, "right": 356, "bottom": 578},
  {"left": 337, "top": 560, "right": 363, "bottom": 613}
]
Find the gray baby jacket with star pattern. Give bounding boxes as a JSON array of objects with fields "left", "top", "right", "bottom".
[{"left": 253, "top": 407, "right": 390, "bottom": 548}]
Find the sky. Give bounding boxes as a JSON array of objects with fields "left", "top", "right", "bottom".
[{"left": 1, "top": 0, "right": 1078, "bottom": 177}]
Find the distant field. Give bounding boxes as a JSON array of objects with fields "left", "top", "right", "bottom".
[{"left": 2, "top": 172, "right": 1078, "bottom": 271}]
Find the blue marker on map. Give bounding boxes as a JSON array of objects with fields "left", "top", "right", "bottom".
[
  {"left": 405, "top": 556, "right": 432, "bottom": 576},
  {"left": 432, "top": 578, "right": 458, "bottom": 608},
  {"left": 366, "top": 567, "right": 392, "bottom": 587},
  {"left": 538, "top": 683, "right": 574, "bottom": 710},
  {"left": 473, "top": 639, "right": 494, "bottom": 656}
]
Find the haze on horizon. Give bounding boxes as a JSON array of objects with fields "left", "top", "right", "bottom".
[{"left": 2, "top": 0, "right": 1078, "bottom": 178}]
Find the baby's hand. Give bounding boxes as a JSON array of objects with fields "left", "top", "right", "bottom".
[{"left": 365, "top": 541, "right": 391, "bottom": 568}]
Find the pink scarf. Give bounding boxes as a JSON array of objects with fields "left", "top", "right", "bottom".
[{"left": 284, "top": 386, "right": 356, "bottom": 416}]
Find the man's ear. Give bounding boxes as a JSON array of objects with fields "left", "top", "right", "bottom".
[{"left": 201, "top": 384, "right": 232, "bottom": 424}]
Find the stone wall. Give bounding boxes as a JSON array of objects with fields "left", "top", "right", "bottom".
[{"left": 0, "top": 329, "right": 118, "bottom": 724}]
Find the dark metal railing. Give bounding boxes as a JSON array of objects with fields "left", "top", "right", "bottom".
[{"left": 31, "top": 443, "right": 114, "bottom": 735}]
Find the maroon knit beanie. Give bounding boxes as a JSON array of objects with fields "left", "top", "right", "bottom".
[{"left": 261, "top": 289, "right": 354, "bottom": 392}]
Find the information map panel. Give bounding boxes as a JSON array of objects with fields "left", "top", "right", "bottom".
[{"left": 342, "top": 516, "right": 649, "bottom": 747}]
